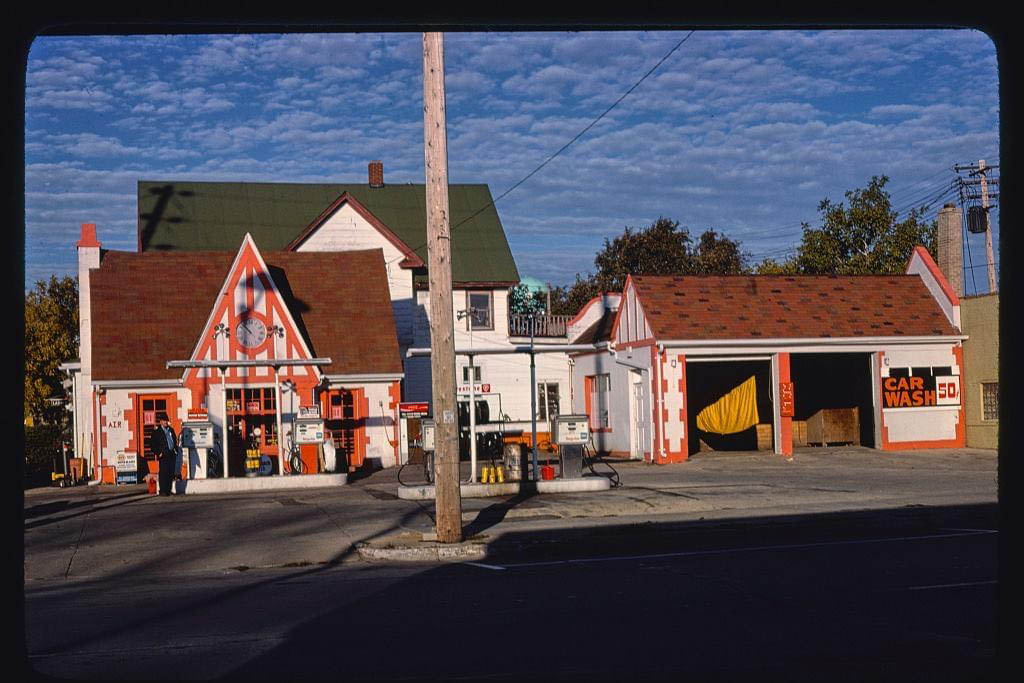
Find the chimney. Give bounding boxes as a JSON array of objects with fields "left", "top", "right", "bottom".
[
  {"left": 368, "top": 160, "right": 384, "bottom": 188},
  {"left": 937, "top": 203, "right": 964, "bottom": 297}
]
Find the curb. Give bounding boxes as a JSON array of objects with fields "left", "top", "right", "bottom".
[
  {"left": 356, "top": 533, "right": 489, "bottom": 563},
  {"left": 398, "top": 476, "right": 611, "bottom": 500}
]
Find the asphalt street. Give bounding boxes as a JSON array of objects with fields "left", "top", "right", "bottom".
[{"left": 21, "top": 446, "right": 1001, "bottom": 679}]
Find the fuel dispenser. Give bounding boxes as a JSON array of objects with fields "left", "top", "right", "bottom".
[
  {"left": 421, "top": 418, "right": 436, "bottom": 483},
  {"left": 181, "top": 417, "right": 215, "bottom": 479},
  {"left": 294, "top": 412, "right": 326, "bottom": 473},
  {"left": 552, "top": 414, "right": 590, "bottom": 479}
]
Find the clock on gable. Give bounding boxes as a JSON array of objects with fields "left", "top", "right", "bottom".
[{"left": 234, "top": 315, "right": 268, "bottom": 349}]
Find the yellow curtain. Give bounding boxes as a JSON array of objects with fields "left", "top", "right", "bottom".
[{"left": 696, "top": 376, "right": 759, "bottom": 435}]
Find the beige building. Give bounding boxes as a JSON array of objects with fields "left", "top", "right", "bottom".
[{"left": 961, "top": 293, "right": 999, "bottom": 449}]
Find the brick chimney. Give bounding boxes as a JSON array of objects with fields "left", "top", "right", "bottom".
[
  {"left": 368, "top": 160, "right": 384, "bottom": 188},
  {"left": 937, "top": 203, "right": 964, "bottom": 297}
]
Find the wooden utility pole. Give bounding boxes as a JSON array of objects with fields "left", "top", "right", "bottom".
[
  {"left": 978, "top": 160, "right": 997, "bottom": 293},
  {"left": 422, "top": 32, "right": 463, "bottom": 543}
]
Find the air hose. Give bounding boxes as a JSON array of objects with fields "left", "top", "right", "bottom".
[{"left": 583, "top": 439, "right": 621, "bottom": 488}]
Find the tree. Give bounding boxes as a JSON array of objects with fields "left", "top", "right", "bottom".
[
  {"left": 550, "top": 218, "right": 749, "bottom": 315},
  {"left": 757, "top": 176, "right": 938, "bottom": 275},
  {"left": 507, "top": 283, "right": 547, "bottom": 315},
  {"left": 24, "top": 276, "right": 78, "bottom": 425}
]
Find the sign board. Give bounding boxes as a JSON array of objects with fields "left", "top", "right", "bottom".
[
  {"left": 187, "top": 410, "right": 209, "bottom": 421},
  {"left": 295, "top": 419, "right": 325, "bottom": 444},
  {"left": 182, "top": 422, "right": 214, "bottom": 448},
  {"left": 552, "top": 414, "right": 590, "bottom": 445},
  {"left": 882, "top": 371, "right": 961, "bottom": 408},
  {"left": 299, "top": 405, "right": 321, "bottom": 419},
  {"left": 399, "top": 402, "right": 430, "bottom": 417},
  {"left": 779, "top": 382, "right": 794, "bottom": 417},
  {"left": 457, "top": 383, "right": 491, "bottom": 395},
  {"left": 115, "top": 451, "right": 138, "bottom": 472}
]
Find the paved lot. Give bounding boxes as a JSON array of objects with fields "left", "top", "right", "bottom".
[{"left": 23, "top": 446, "right": 998, "bottom": 580}]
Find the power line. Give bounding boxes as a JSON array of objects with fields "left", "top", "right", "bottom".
[{"left": 387, "top": 30, "right": 697, "bottom": 269}]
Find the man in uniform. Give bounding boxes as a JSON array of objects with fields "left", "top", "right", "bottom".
[{"left": 149, "top": 413, "right": 178, "bottom": 496}]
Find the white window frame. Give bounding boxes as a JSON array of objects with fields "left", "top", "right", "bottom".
[
  {"left": 466, "top": 291, "right": 493, "bottom": 331},
  {"left": 462, "top": 364, "right": 482, "bottom": 383},
  {"left": 536, "top": 381, "right": 560, "bottom": 421},
  {"left": 589, "top": 373, "right": 611, "bottom": 430}
]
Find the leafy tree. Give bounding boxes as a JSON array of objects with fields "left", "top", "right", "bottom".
[
  {"left": 550, "top": 218, "right": 748, "bottom": 315},
  {"left": 507, "top": 283, "right": 547, "bottom": 315},
  {"left": 24, "top": 276, "right": 78, "bottom": 425},
  {"left": 757, "top": 176, "right": 938, "bottom": 275}
]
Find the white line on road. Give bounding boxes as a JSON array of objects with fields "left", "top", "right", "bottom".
[
  {"left": 490, "top": 530, "right": 998, "bottom": 570},
  {"left": 464, "top": 562, "right": 506, "bottom": 571},
  {"left": 906, "top": 580, "right": 997, "bottom": 591}
]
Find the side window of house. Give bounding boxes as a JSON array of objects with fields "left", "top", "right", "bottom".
[
  {"left": 589, "top": 374, "right": 610, "bottom": 429},
  {"left": 536, "top": 382, "right": 559, "bottom": 421},
  {"left": 981, "top": 382, "right": 998, "bottom": 421},
  {"left": 462, "top": 365, "right": 482, "bottom": 383},
  {"left": 468, "top": 291, "right": 493, "bottom": 330}
]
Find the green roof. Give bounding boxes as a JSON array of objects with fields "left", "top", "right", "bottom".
[{"left": 137, "top": 180, "right": 520, "bottom": 285}]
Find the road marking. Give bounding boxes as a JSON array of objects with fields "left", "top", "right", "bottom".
[
  {"left": 463, "top": 562, "right": 506, "bottom": 571},
  {"left": 940, "top": 528, "right": 998, "bottom": 534},
  {"left": 906, "top": 580, "right": 997, "bottom": 591},
  {"left": 492, "top": 530, "right": 998, "bottom": 570}
]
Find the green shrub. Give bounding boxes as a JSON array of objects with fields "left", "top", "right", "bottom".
[{"left": 24, "top": 424, "right": 63, "bottom": 488}]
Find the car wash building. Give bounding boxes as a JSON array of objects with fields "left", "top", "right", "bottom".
[
  {"left": 65, "top": 224, "right": 404, "bottom": 488},
  {"left": 569, "top": 247, "right": 966, "bottom": 461}
]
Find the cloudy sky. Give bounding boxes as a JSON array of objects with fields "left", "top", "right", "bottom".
[{"left": 24, "top": 29, "right": 1001, "bottom": 295}]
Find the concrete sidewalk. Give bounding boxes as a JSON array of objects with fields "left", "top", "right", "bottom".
[{"left": 23, "top": 446, "right": 998, "bottom": 577}]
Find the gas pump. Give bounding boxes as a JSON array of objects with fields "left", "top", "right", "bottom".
[
  {"left": 552, "top": 414, "right": 590, "bottom": 479},
  {"left": 421, "top": 419, "right": 436, "bottom": 484},
  {"left": 294, "top": 409, "right": 326, "bottom": 474},
  {"left": 181, "top": 417, "right": 215, "bottom": 479}
]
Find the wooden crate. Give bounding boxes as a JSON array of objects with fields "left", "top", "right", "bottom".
[
  {"left": 791, "top": 420, "right": 808, "bottom": 447},
  {"left": 756, "top": 423, "right": 773, "bottom": 450},
  {"left": 806, "top": 408, "right": 859, "bottom": 446}
]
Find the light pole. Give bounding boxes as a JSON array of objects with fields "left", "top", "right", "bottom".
[
  {"left": 456, "top": 307, "right": 478, "bottom": 482},
  {"left": 529, "top": 310, "right": 539, "bottom": 481}
]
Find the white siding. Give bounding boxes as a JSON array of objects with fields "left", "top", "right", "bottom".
[{"left": 296, "top": 203, "right": 415, "bottom": 347}]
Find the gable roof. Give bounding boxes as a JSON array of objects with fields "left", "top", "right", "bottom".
[
  {"left": 628, "top": 274, "right": 960, "bottom": 341},
  {"left": 90, "top": 248, "right": 402, "bottom": 382},
  {"left": 137, "top": 180, "right": 520, "bottom": 285}
]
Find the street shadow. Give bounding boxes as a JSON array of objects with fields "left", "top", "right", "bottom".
[
  {"left": 23, "top": 492, "right": 153, "bottom": 530},
  {"left": 462, "top": 487, "right": 538, "bottom": 537},
  {"left": 221, "top": 502, "right": 998, "bottom": 680}
]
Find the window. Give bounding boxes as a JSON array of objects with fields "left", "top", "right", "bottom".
[
  {"left": 467, "top": 291, "right": 493, "bottom": 330},
  {"left": 462, "top": 365, "right": 482, "bottom": 383},
  {"left": 536, "top": 382, "right": 560, "bottom": 421},
  {"left": 588, "top": 374, "right": 611, "bottom": 430},
  {"left": 982, "top": 382, "right": 999, "bottom": 421}
]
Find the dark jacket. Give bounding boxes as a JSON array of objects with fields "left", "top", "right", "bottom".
[{"left": 149, "top": 425, "right": 178, "bottom": 459}]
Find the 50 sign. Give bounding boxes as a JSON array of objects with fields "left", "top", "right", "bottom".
[{"left": 935, "top": 376, "right": 960, "bottom": 405}]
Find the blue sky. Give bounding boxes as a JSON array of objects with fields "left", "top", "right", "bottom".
[{"left": 24, "top": 29, "right": 1001, "bottom": 295}]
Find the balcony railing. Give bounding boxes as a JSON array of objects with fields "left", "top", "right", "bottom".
[{"left": 508, "top": 313, "right": 572, "bottom": 338}]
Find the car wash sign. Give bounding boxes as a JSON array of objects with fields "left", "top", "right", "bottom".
[{"left": 882, "top": 370, "right": 960, "bottom": 408}]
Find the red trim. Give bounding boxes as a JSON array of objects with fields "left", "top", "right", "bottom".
[
  {"left": 285, "top": 191, "right": 425, "bottom": 268},
  {"left": 909, "top": 245, "right": 960, "bottom": 307},
  {"left": 567, "top": 293, "right": 621, "bottom": 327},
  {"left": 608, "top": 278, "right": 632, "bottom": 344}
]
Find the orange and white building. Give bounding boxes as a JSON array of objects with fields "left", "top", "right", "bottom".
[
  {"left": 65, "top": 224, "right": 403, "bottom": 490},
  {"left": 567, "top": 247, "right": 968, "bottom": 461}
]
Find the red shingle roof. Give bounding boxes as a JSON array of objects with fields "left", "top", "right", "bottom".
[
  {"left": 90, "top": 249, "right": 402, "bottom": 381},
  {"left": 629, "top": 274, "right": 959, "bottom": 341}
]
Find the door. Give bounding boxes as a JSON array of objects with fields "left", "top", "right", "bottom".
[
  {"left": 324, "top": 389, "right": 363, "bottom": 470},
  {"left": 630, "top": 372, "right": 646, "bottom": 460}
]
